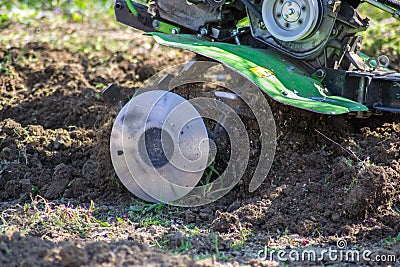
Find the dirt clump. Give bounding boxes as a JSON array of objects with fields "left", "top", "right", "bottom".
[
  {"left": 0, "top": 232, "right": 198, "bottom": 267},
  {"left": 343, "top": 165, "right": 394, "bottom": 219}
]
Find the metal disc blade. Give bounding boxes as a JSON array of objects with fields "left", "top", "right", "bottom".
[
  {"left": 110, "top": 104, "right": 157, "bottom": 203},
  {"left": 112, "top": 90, "right": 209, "bottom": 203}
]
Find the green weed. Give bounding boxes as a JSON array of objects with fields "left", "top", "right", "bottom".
[
  {"left": 383, "top": 232, "right": 400, "bottom": 248},
  {"left": 230, "top": 229, "right": 252, "bottom": 250},
  {"left": 213, "top": 233, "right": 229, "bottom": 261}
]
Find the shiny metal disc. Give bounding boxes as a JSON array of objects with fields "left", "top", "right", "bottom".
[
  {"left": 111, "top": 90, "right": 209, "bottom": 203},
  {"left": 110, "top": 104, "right": 157, "bottom": 202}
]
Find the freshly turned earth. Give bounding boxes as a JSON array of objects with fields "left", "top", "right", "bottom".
[{"left": 0, "top": 18, "right": 399, "bottom": 266}]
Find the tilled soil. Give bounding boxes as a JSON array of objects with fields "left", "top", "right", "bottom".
[{"left": 0, "top": 19, "right": 399, "bottom": 266}]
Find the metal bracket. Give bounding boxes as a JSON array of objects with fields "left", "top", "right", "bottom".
[{"left": 335, "top": 36, "right": 367, "bottom": 71}]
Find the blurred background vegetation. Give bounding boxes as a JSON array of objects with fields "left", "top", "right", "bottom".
[
  {"left": 0, "top": 0, "right": 115, "bottom": 24},
  {"left": 0, "top": 0, "right": 399, "bottom": 63},
  {"left": 358, "top": 5, "right": 400, "bottom": 63}
]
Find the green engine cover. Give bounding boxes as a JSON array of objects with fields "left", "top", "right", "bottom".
[{"left": 149, "top": 33, "right": 369, "bottom": 115}]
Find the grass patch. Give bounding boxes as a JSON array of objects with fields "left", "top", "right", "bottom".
[{"left": 0, "top": 195, "right": 136, "bottom": 241}]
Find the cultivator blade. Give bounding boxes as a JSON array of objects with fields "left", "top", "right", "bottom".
[{"left": 110, "top": 90, "right": 209, "bottom": 203}]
